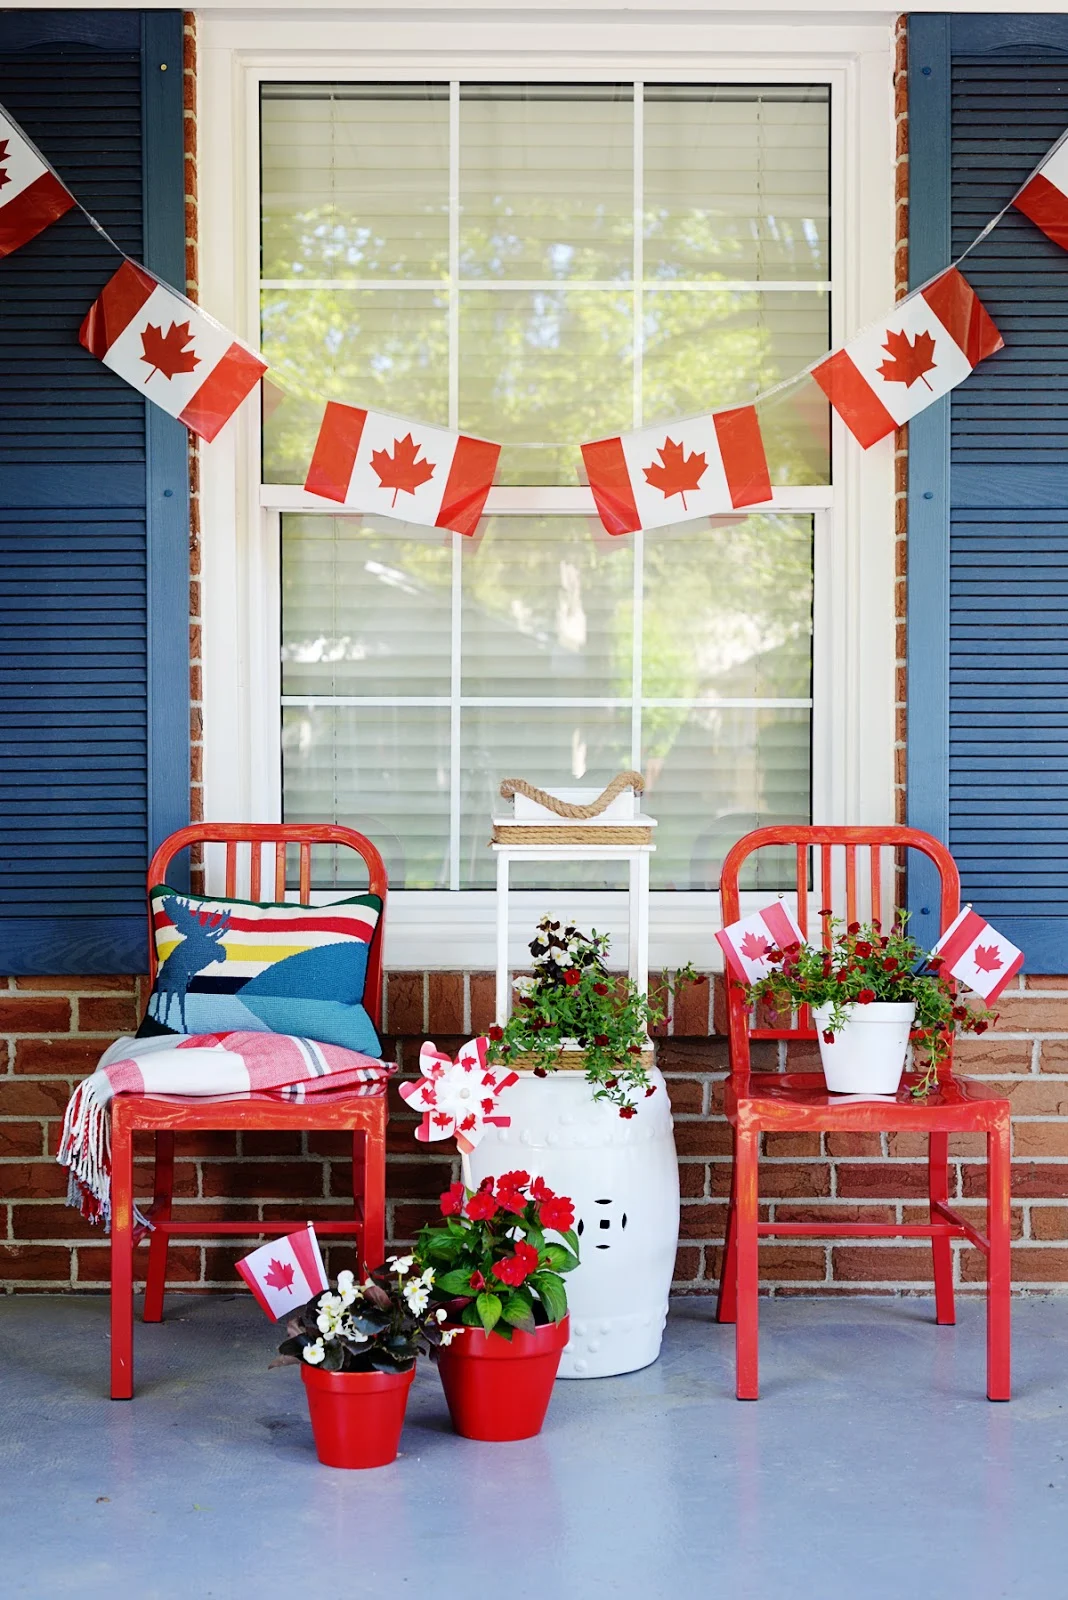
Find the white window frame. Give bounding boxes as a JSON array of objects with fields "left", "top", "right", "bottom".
[{"left": 197, "top": 10, "right": 897, "bottom": 971}]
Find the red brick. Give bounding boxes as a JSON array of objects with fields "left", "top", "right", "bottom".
[
  {"left": 964, "top": 1163, "right": 1068, "bottom": 1200},
  {"left": 672, "top": 974, "right": 710, "bottom": 1037},
  {"left": 954, "top": 1038, "right": 1033, "bottom": 1075},
  {"left": 774, "top": 1203, "right": 897, "bottom": 1226},
  {"left": 1012, "top": 1123, "right": 1068, "bottom": 1158},
  {"left": 78, "top": 995, "right": 140, "bottom": 1034},
  {"left": 200, "top": 1162, "right": 324, "bottom": 1200},
  {"left": 885, "top": 1130, "right": 982, "bottom": 1159},
  {"left": 758, "top": 1246, "right": 826, "bottom": 1281},
  {"left": 13, "top": 975, "right": 135, "bottom": 993},
  {"left": 1040, "top": 1040, "right": 1068, "bottom": 1072},
  {"left": 832, "top": 1245, "right": 933, "bottom": 1281},
  {"left": 132, "top": 1160, "right": 198, "bottom": 1199},
  {"left": 901, "top": 1201, "right": 1025, "bottom": 1240},
  {"left": 74, "top": 1245, "right": 201, "bottom": 1286},
  {"left": 239, "top": 1131, "right": 303, "bottom": 1158},
  {"left": 674, "top": 1244, "right": 701, "bottom": 1281},
  {"left": 675, "top": 1120, "right": 733, "bottom": 1159},
  {"left": 666, "top": 1078, "right": 704, "bottom": 1115},
  {"left": 427, "top": 973, "right": 463, "bottom": 1034},
  {"left": 825, "top": 1132, "right": 882, "bottom": 1157},
  {"left": 390, "top": 1201, "right": 443, "bottom": 1240},
  {"left": 0, "top": 1078, "right": 73, "bottom": 1117},
  {"left": 712, "top": 1161, "right": 829, "bottom": 1199},
  {"left": 1026, "top": 974, "right": 1068, "bottom": 991},
  {"left": 679, "top": 1202, "right": 727, "bottom": 1240},
  {"left": 469, "top": 973, "right": 496, "bottom": 1034},
  {"left": 378, "top": 1159, "right": 455, "bottom": 1200},
  {"left": 961, "top": 1246, "right": 1068, "bottom": 1285},
  {"left": 993, "top": 996, "right": 1068, "bottom": 1032},
  {"left": 783, "top": 1040, "right": 822, "bottom": 1070},
  {"left": 170, "top": 1132, "right": 238, "bottom": 1158},
  {"left": 158, "top": 1202, "right": 261, "bottom": 1225},
  {"left": 9, "top": 1202, "right": 92, "bottom": 1239},
  {"left": 260, "top": 1201, "right": 356, "bottom": 1225},
  {"left": 14, "top": 1037, "right": 101, "bottom": 1074},
  {"left": 0, "top": 998, "right": 71, "bottom": 1032},
  {"left": 1030, "top": 1205, "right": 1068, "bottom": 1241},
  {"left": 386, "top": 972, "right": 423, "bottom": 1035},
  {"left": 765, "top": 1132, "right": 821, "bottom": 1157},
  {"left": 835, "top": 1162, "right": 929, "bottom": 1199},
  {"left": 0, "top": 1123, "right": 43, "bottom": 1157},
  {"left": 654, "top": 1037, "right": 727, "bottom": 1072},
  {"left": 0, "top": 1244, "right": 71, "bottom": 1281},
  {"left": 679, "top": 1163, "right": 706, "bottom": 1199}
]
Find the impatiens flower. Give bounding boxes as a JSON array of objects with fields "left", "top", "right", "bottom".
[
  {"left": 529, "top": 1176, "right": 554, "bottom": 1202},
  {"left": 499, "top": 1170, "right": 531, "bottom": 1189},
  {"left": 465, "top": 1190, "right": 498, "bottom": 1221},
  {"left": 404, "top": 1279, "right": 431, "bottom": 1315},
  {"left": 496, "top": 1187, "right": 527, "bottom": 1215},
  {"left": 564, "top": 969, "right": 581, "bottom": 986},
  {"left": 619, "top": 1105, "right": 637, "bottom": 1119},
  {"left": 538, "top": 1196, "right": 575, "bottom": 1231},
  {"left": 469, "top": 1270, "right": 486, "bottom": 1291},
  {"left": 388, "top": 1254, "right": 415, "bottom": 1276},
  {"left": 302, "top": 1339, "right": 326, "bottom": 1364},
  {"left": 440, "top": 1181, "right": 466, "bottom": 1215},
  {"left": 857, "top": 988, "right": 875, "bottom": 1004},
  {"left": 836, "top": 970, "right": 848, "bottom": 983},
  {"left": 492, "top": 1240, "right": 539, "bottom": 1288}
]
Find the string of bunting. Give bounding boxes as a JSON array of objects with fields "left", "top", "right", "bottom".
[{"left": 4, "top": 96, "right": 1068, "bottom": 539}]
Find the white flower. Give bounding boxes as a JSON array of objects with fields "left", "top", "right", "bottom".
[
  {"left": 418, "top": 1266, "right": 435, "bottom": 1287},
  {"left": 388, "top": 1254, "right": 415, "bottom": 1277},
  {"left": 338, "top": 1318, "right": 368, "bottom": 1345},
  {"left": 302, "top": 1339, "right": 326, "bottom": 1364},
  {"left": 439, "top": 1327, "right": 459, "bottom": 1346},
  {"left": 555, "top": 949, "right": 572, "bottom": 967},
  {"left": 404, "top": 1279, "right": 431, "bottom": 1315},
  {"left": 317, "top": 1305, "right": 343, "bottom": 1337},
  {"left": 514, "top": 975, "right": 537, "bottom": 997},
  {"left": 335, "top": 1269, "right": 360, "bottom": 1307},
  {"left": 435, "top": 1307, "right": 448, "bottom": 1323}
]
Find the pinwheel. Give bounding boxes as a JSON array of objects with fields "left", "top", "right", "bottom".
[{"left": 399, "top": 1037, "right": 518, "bottom": 1155}]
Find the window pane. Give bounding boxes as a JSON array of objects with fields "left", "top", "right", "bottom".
[
  {"left": 282, "top": 515, "right": 452, "bottom": 697},
  {"left": 283, "top": 705, "right": 450, "bottom": 889},
  {"left": 461, "top": 516, "right": 632, "bottom": 697}
]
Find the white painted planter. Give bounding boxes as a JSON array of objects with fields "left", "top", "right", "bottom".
[
  {"left": 467, "top": 1060, "right": 679, "bottom": 1379},
  {"left": 813, "top": 1001, "right": 916, "bottom": 1095}
]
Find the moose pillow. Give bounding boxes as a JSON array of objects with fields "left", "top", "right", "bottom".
[{"left": 136, "top": 887, "right": 383, "bottom": 1056}]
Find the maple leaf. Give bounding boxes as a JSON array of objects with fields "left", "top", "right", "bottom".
[
  {"left": 370, "top": 433, "right": 436, "bottom": 507},
  {"left": 876, "top": 328, "right": 938, "bottom": 392},
  {"left": 973, "top": 944, "right": 1004, "bottom": 973},
  {"left": 740, "top": 931, "right": 771, "bottom": 962},
  {"left": 0, "top": 140, "right": 9, "bottom": 192},
  {"left": 643, "top": 437, "right": 708, "bottom": 510},
  {"left": 264, "top": 1258, "right": 295, "bottom": 1293},
  {"left": 140, "top": 320, "right": 200, "bottom": 383}
]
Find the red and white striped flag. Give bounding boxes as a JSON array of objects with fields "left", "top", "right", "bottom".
[
  {"left": 236, "top": 1225, "right": 329, "bottom": 1320},
  {"left": 1015, "top": 138, "right": 1068, "bottom": 250},
  {"left": 305, "top": 401, "right": 501, "bottom": 536},
  {"left": 79, "top": 261, "right": 267, "bottom": 443},
  {"left": 811, "top": 269, "right": 1003, "bottom": 449},
  {"left": 716, "top": 902, "right": 807, "bottom": 985},
  {"left": 932, "top": 905, "right": 1023, "bottom": 1005},
  {"left": 0, "top": 110, "right": 74, "bottom": 258},
  {"left": 581, "top": 406, "right": 773, "bottom": 536}
]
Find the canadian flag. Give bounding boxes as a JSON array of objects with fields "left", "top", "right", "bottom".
[
  {"left": 811, "top": 269, "right": 1003, "bottom": 449},
  {"left": 305, "top": 401, "right": 501, "bottom": 536},
  {"left": 581, "top": 405, "right": 773, "bottom": 536},
  {"left": 932, "top": 905, "right": 1023, "bottom": 1006},
  {"left": 716, "top": 902, "right": 807, "bottom": 985},
  {"left": 0, "top": 111, "right": 74, "bottom": 258},
  {"left": 79, "top": 261, "right": 267, "bottom": 443},
  {"left": 1015, "top": 137, "right": 1068, "bottom": 251},
  {"left": 236, "top": 1225, "right": 329, "bottom": 1321}
]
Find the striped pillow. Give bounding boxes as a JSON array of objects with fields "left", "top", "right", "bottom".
[{"left": 136, "top": 887, "right": 383, "bottom": 1056}]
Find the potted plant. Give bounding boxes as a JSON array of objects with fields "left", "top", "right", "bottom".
[
  {"left": 415, "top": 1171, "right": 579, "bottom": 1440},
  {"left": 743, "top": 913, "right": 998, "bottom": 1096},
  {"left": 271, "top": 1258, "right": 456, "bottom": 1468}
]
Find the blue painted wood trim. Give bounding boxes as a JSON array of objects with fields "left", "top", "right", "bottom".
[
  {"left": 0, "top": 917, "right": 146, "bottom": 978},
  {"left": 905, "top": 14, "right": 952, "bottom": 947},
  {"left": 141, "top": 11, "right": 190, "bottom": 896},
  {"left": 950, "top": 14, "right": 1068, "bottom": 54}
]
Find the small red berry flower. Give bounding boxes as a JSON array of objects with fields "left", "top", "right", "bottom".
[
  {"left": 854, "top": 940, "right": 872, "bottom": 958},
  {"left": 593, "top": 982, "right": 610, "bottom": 996},
  {"left": 619, "top": 1105, "right": 637, "bottom": 1119},
  {"left": 594, "top": 1033, "right": 610, "bottom": 1047},
  {"left": 822, "top": 1029, "right": 835, "bottom": 1045},
  {"left": 488, "top": 1024, "right": 504, "bottom": 1041},
  {"left": 564, "top": 969, "right": 581, "bottom": 986},
  {"left": 847, "top": 922, "right": 861, "bottom": 935},
  {"left": 857, "top": 988, "right": 875, "bottom": 1004}
]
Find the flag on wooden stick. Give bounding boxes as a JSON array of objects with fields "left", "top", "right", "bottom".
[
  {"left": 931, "top": 906, "right": 1023, "bottom": 1005},
  {"left": 236, "top": 1225, "right": 329, "bottom": 1320},
  {"left": 0, "top": 109, "right": 74, "bottom": 257},
  {"left": 716, "top": 902, "right": 807, "bottom": 985}
]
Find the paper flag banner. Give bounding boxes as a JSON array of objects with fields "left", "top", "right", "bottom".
[
  {"left": 716, "top": 902, "right": 807, "bottom": 985},
  {"left": 399, "top": 1037, "right": 518, "bottom": 1155},
  {"left": 811, "top": 268, "right": 1003, "bottom": 448},
  {"left": 236, "top": 1224, "right": 328, "bottom": 1320},
  {"left": 1015, "top": 138, "right": 1068, "bottom": 250},
  {"left": 932, "top": 905, "right": 1023, "bottom": 1006},
  {"left": 79, "top": 261, "right": 267, "bottom": 443},
  {"left": 581, "top": 405, "right": 773, "bottom": 536},
  {"left": 0, "top": 111, "right": 74, "bottom": 258},
  {"left": 304, "top": 401, "right": 501, "bottom": 536}
]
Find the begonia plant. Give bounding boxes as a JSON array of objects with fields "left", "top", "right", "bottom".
[{"left": 270, "top": 1258, "right": 457, "bottom": 1374}]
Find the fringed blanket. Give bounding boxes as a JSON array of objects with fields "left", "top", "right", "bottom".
[{"left": 58, "top": 1031, "right": 395, "bottom": 1229}]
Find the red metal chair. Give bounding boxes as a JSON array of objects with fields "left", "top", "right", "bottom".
[
  {"left": 716, "top": 825, "right": 1011, "bottom": 1402},
  {"left": 110, "top": 824, "right": 389, "bottom": 1399}
]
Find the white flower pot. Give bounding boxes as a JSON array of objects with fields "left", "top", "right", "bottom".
[
  {"left": 813, "top": 1002, "right": 916, "bottom": 1095},
  {"left": 468, "top": 1058, "right": 679, "bottom": 1379}
]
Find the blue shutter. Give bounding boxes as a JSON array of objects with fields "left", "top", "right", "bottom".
[
  {"left": 0, "top": 11, "right": 189, "bottom": 974},
  {"left": 909, "top": 14, "right": 1068, "bottom": 967}
]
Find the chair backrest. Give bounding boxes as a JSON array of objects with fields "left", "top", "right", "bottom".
[
  {"left": 720, "top": 825, "right": 960, "bottom": 1090},
  {"left": 146, "top": 823, "right": 389, "bottom": 1029}
]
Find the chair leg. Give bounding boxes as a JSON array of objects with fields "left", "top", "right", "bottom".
[
  {"left": 143, "top": 1131, "right": 175, "bottom": 1324},
  {"left": 359, "top": 1108, "right": 386, "bottom": 1272},
  {"left": 735, "top": 1126, "right": 760, "bottom": 1400},
  {"left": 986, "top": 1116, "right": 1012, "bottom": 1401},
  {"left": 928, "top": 1131, "right": 956, "bottom": 1326},
  {"left": 716, "top": 1136, "right": 738, "bottom": 1325},
  {"left": 110, "top": 1111, "right": 135, "bottom": 1400}
]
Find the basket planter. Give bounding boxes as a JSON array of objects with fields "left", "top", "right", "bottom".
[
  {"left": 301, "top": 1363, "right": 415, "bottom": 1468},
  {"left": 436, "top": 1317, "right": 570, "bottom": 1440},
  {"left": 813, "top": 1002, "right": 916, "bottom": 1095}
]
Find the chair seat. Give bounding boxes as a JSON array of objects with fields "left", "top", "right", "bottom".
[{"left": 726, "top": 1071, "right": 1008, "bottom": 1131}]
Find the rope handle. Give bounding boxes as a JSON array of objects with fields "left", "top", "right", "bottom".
[{"left": 499, "top": 771, "right": 645, "bottom": 820}]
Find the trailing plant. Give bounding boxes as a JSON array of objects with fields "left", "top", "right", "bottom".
[
  {"left": 742, "top": 912, "right": 998, "bottom": 1096},
  {"left": 486, "top": 914, "right": 702, "bottom": 1113},
  {"left": 270, "top": 1258, "right": 457, "bottom": 1374},
  {"left": 415, "top": 1171, "right": 579, "bottom": 1338}
]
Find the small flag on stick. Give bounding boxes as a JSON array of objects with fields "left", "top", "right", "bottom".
[
  {"left": 931, "top": 906, "right": 1023, "bottom": 1005},
  {"left": 236, "top": 1224, "right": 328, "bottom": 1320},
  {"left": 716, "top": 903, "right": 807, "bottom": 985}
]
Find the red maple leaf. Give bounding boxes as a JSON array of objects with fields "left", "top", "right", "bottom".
[
  {"left": 0, "top": 140, "right": 10, "bottom": 192},
  {"left": 643, "top": 437, "right": 708, "bottom": 510},
  {"left": 973, "top": 943, "right": 1004, "bottom": 973},
  {"left": 140, "top": 320, "right": 200, "bottom": 383},
  {"left": 264, "top": 1257, "right": 295, "bottom": 1293},
  {"left": 740, "top": 931, "right": 771, "bottom": 961},
  {"left": 370, "top": 433, "right": 436, "bottom": 507},
  {"left": 877, "top": 328, "right": 938, "bottom": 392}
]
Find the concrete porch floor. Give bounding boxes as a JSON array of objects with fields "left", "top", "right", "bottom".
[{"left": 2, "top": 1295, "right": 1067, "bottom": 1599}]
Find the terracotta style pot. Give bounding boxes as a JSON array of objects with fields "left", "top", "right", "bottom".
[
  {"left": 301, "top": 1362, "right": 415, "bottom": 1468},
  {"left": 436, "top": 1316, "right": 570, "bottom": 1441}
]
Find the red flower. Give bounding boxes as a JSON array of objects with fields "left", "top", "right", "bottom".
[
  {"left": 857, "top": 988, "right": 875, "bottom": 1004},
  {"left": 605, "top": 1076, "right": 619, "bottom": 1090},
  {"left": 564, "top": 969, "right": 581, "bottom": 986},
  {"left": 822, "top": 1030, "right": 835, "bottom": 1045},
  {"left": 847, "top": 922, "right": 861, "bottom": 935},
  {"left": 530, "top": 1176, "right": 554, "bottom": 1202},
  {"left": 440, "top": 1181, "right": 465, "bottom": 1215},
  {"left": 854, "top": 940, "right": 872, "bottom": 958},
  {"left": 766, "top": 948, "right": 783, "bottom": 963},
  {"left": 952, "top": 1005, "right": 968, "bottom": 1022},
  {"left": 594, "top": 1033, "right": 610, "bottom": 1047},
  {"left": 533, "top": 1066, "right": 548, "bottom": 1078},
  {"left": 927, "top": 955, "right": 943, "bottom": 968},
  {"left": 619, "top": 1105, "right": 637, "bottom": 1119},
  {"left": 465, "top": 1191, "right": 498, "bottom": 1221},
  {"left": 975, "top": 1020, "right": 989, "bottom": 1034},
  {"left": 872, "top": 919, "right": 882, "bottom": 932},
  {"left": 883, "top": 957, "right": 899, "bottom": 972},
  {"left": 836, "top": 970, "right": 848, "bottom": 984},
  {"left": 479, "top": 1175, "right": 495, "bottom": 1192},
  {"left": 496, "top": 1187, "right": 527, "bottom": 1215},
  {"left": 488, "top": 1024, "right": 504, "bottom": 1041},
  {"left": 695, "top": 974, "right": 708, "bottom": 984},
  {"left": 492, "top": 1240, "right": 539, "bottom": 1288},
  {"left": 593, "top": 982, "right": 610, "bottom": 996},
  {"left": 469, "top": 1269, "right": 486, "bottom": 1291},
  {"left": 539, "top": 1196, "right": 575, "bottom": 1231},
  {"left": 498, "top": 1169, "right": 530, "bottom": 1189},
  {"left": 784, "top": 941, "right": 801, "bottom": 956},
  {"left": 645, "top": 1085, "right": 656, "bottom": 1097},
  {"left": 628, "top": 1044, "right": 643, "bottom": 1055}
]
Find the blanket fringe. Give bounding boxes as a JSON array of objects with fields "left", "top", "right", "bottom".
[{"left": 56, "top": 1078, "right": 151, "bottom": 1232}]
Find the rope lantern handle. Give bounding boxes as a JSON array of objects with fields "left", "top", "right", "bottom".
[{"left": 498, "top": 771, "right": 645, "bottom": 820}]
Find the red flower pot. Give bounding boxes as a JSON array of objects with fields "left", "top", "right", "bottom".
[
  {"left": 436, "top": 1316, "right": 569, "bottom": 1441},
  {"left": 301, "top": 1362, "right": 415, "bottom": 1468}
]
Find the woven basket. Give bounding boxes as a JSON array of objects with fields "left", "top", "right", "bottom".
[
  {"left": 491, "top": 824, "right": 654, "bottom": 845},
  {"left": 502, "top": 1046, "right": 656, "bottom": 1073}
]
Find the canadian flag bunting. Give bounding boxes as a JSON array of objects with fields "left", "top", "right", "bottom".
[
  {"left": 932, "top": 906, "right": 1023, "bottom": 1006},
  {"left": 236, "top": 1224, "right": 328, "bottom": 1321},
  {"left": 716, "top": 902, "right": 807, "bottom": 985},
  {"left": 581, "top": 405, "right": 773, "bottom": 536},
  {"left": 0, "top": 111, "right": 74, "bottom": 258},
  {"left": 811, "top": 269, "right": 1003, "bottom": 449},
  {"left": 79, "top": 261, "right": 267, "bottom": 443},
  {"left": 305, "top": 401, "right": 501, "bottom": 537},
  {"left": 1015, "top": 138, "right": 1068, "bottom": 251}
]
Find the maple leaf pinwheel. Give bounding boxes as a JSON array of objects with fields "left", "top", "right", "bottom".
[
  {"left": 642, "top": 437, "right": 708, "bottom": 510},
  {"left": 399, "top": 1037, "right": 518, "bottom": 1154},
  {"left": 876, "top": 327, "right": 938, "bottom": 392},
  {"left": 371, "top": 432, "right": 436, "bottom": 507},
  {"left": 264, "top": 1258, "right": 296, "bottom": 1294},
  {"left": 140, "top": 320, "right": 200, "bottom": 383}
]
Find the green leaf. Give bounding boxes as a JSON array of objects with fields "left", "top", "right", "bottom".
[
  {"left": 530, "top": 1270, "right": 567, "bottom": 1323},
  {"left": 542, "top": 1243, "right": 579, "bottom": 1274},
  {"left": 561, "top": 1228, "right": 580, "bottom": 1257},
  {"left": 461, "top": 1301, "right": 482, "bottom": 1327},
  {"left": 476, "top": 1291, "right": 503, "bottom": 1333},
  {"left": 435, "top": 1268, "right": 475, "bottom": 1295},
  {"left": 500, "top": 1293, "right": 537, "bottom": 1333}
]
